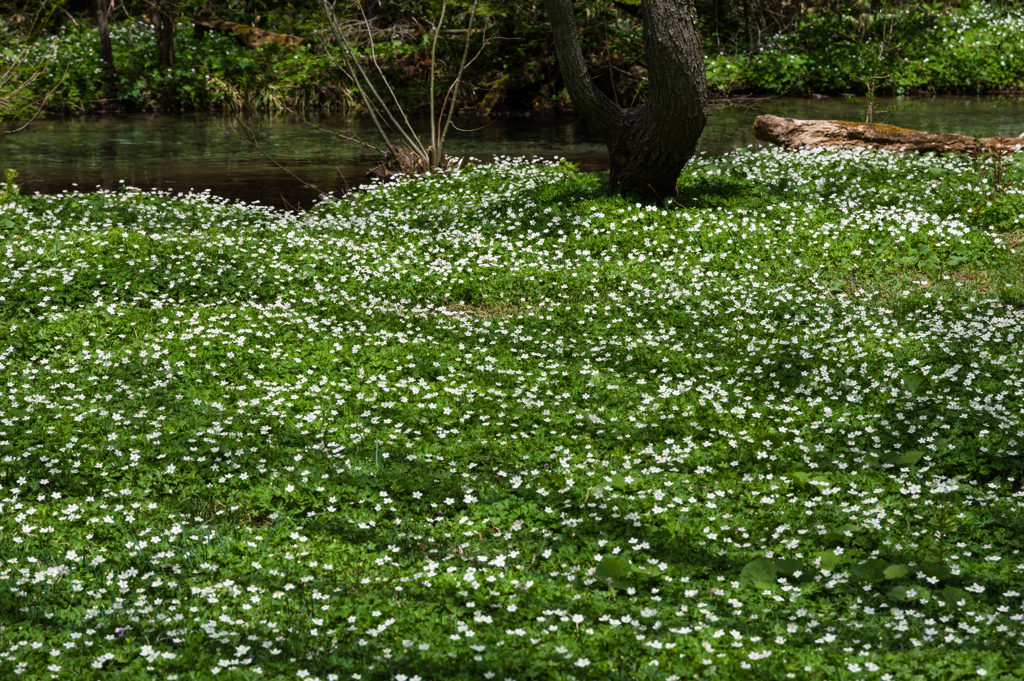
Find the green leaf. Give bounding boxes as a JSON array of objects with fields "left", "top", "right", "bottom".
[
  {"left": 595, "top": 555, "right": 631, "bottom": 584},
  {"left": 774, "top": 558, "right": 805, "bottom": 577},
  {"left": 851, "top": 558, "right": 888, "bottom": 582},
  {"left": 544, "top": 472, "right": 567, "bottom": 490},
  {"left": 916, "top": 562, "right": 953, "bottom": 580},
  {"left": 788, "top": 472, "right": 829, "bottom": 493},
  {"left": 636, "top": 563, "right": 662, "bottom": 577},
  {"left": 933, "top": 587, "right": 972, "bottom": 607},
  {"left": 888, "top": 585, "right": 931, "bottom": 602},
  {"left": 881, "top": 449, "right": 926, "bottom": 467},
  {"left": 739, "top": 557, "right": 777, "bottom": 587},
  {"left": 824, "top": 524, "right": 864, "bottom": 543},
  {"left": 883, "top": 564, "right": 911, "bottom": 580},
  {"left": 818, "top": 550, "right": 842, "bottom": 571},
  {"left": 900, "top": 371, "right": 929, "bottom": 395}
]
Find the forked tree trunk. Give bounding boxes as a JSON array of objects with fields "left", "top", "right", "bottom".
[{"left": 544, "top": 0, "right": 708, "bottom": 200}]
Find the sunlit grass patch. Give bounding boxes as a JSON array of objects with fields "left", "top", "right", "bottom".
[{"left": 1, "top": 150, "right": 1023, "bottom": 680}]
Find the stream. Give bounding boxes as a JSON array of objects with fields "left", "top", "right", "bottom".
[{"left": 3, "top": 95, "right": 1023, "bottom": 210}]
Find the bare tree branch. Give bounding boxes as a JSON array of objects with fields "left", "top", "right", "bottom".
[{"left": 231, "top": 116, "right": 334, "bottom": 202}]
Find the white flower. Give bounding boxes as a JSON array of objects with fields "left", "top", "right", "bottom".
[{"left": 574, "top": 658, "right": 590, "bottom": 668}]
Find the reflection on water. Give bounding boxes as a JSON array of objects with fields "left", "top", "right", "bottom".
[{"left": 3, "top": 95, "right": 1023, "bottom": 210}]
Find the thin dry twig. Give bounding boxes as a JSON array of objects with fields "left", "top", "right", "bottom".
[
  {"left": 232, "top": 116, "right": 334, "bottom": 202},
  {"left": 318, "top": 147, "right": 350, "bottom": 193},
  {"left": 437, "top": 0, "right": 482, "bottom": 161},
  {"left": 318, "top": 0, "right": 485, "bottom": 172},
  {"left": 1, "top": 2, "right": 70, "bottom": 132},
  {"left": 2, "top": 55, "right": 71, "bottom": 133},
  {"left": 286, "top": 107, "right": 386, "bottom": 154}
]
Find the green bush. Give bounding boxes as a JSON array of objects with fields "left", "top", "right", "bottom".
[
  {"left": 708, "top": 2, "right": 1024, "bottom": 95},
  {"left": 1, "top": 19, "right": 356, "bottom": 113}
]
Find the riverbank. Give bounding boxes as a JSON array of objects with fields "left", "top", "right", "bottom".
[
  {"left": 2, "top": 2, "right": 1023, "bottom": 117},
  {"left": 1, "top": 149, "right": 1023, "bottom": 678}
]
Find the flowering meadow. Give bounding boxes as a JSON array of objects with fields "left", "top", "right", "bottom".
[{"left": 1, "top": 147, "right": 1024, "bottom": 680}]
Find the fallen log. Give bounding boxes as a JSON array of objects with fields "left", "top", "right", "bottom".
[
  {"left": 753, "top": 114, "right": 1023, "bottom": 154},
  {"left": 193, "top": 19, "right": 304, "bottom": 49}
]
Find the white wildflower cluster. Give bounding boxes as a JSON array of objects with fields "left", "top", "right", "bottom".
[{"left": 0, "top": 150, "right": 1021, "bottom": 678}]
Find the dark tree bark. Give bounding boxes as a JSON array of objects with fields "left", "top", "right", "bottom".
[
  {"left": 544, "top": 0, "right": 708, "bottom": 200},
  {"left": 95, "top": 0, "right": 116, "bottom": 97},
  {"left": 149, "top": 1, "right": 176, "bottom": 69}
]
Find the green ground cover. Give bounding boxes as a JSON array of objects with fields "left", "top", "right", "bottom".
[
  {"left": 1, "top": 146, "right": 1024, "bottom": 680},
  {"left": 2, "top": 1, "right": 1024, "bottom": 115}
]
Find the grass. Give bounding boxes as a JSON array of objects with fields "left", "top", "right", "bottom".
[{"left": 1, "top": 145, "right": 1024, "bottom": 680}]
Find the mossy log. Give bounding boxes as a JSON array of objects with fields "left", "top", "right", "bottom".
[
  {"left": 476, "top": 73, "right": 517, "bottom": 117},
  {"left": 753, "top": 114, "right": 1023, "bottom": 154},
  {"left": 194, "top": 19, "right": 304, "bottom": 49}
]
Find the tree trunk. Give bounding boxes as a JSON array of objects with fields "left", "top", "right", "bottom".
[
  {"left": 754, "top": 115, "right": 1024, "bottom": 154},
  {"left": 96, "top": 0, "right": 116, "bottom": 96},
  {"left": 743, "top": 0, "right": 766, "bottom": 51},
  {"left": 544, "top": 0, "right": 708, "bottom": 200},
  {"left": 150, "top": 1, "right": 175, "bottom": 69}
]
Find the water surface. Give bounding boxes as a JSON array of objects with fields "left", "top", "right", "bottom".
[{"left": 3, "top": 95, "right": 1023, "bottom": 209}]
